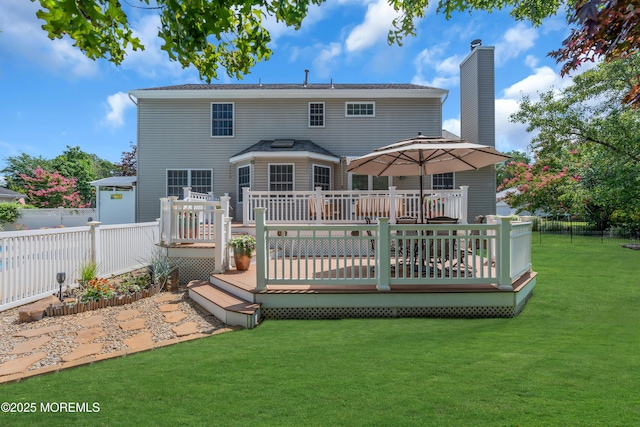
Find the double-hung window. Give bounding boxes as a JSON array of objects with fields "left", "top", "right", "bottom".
[
  {"left": 313, "top": 165, "right": 331, "bottom": 190},
  {"left": 211, "top": 103, "right": 234, "bottom": 137},
  {"left": 167, "top": 169, "right": 213, "bottom": 198},
  {"left": 345, "top": 102, "right": 375, "bottom": 117},
  {"left": 238, "top": 165, "right": 251, "bottom": 202},
  {"left": 309, "top": 102, "right": 325, "bottom": 127},
  {"left": 269, "top": 164, "right": 294, "bottom": 192},
  {"left": 432, "top": 173, "right": 454, "bottom": 190}
]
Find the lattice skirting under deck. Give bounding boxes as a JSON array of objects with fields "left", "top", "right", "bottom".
[
  {"left": 261, "top": 292, "right": 533, "bottom": 320},
  {"left": 168, "top": 257, "right": 214, "bottom": 285}
]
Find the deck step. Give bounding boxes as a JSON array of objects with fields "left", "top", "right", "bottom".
[{"left": 187, "top": 280, "right": 261, "bottom": 328}]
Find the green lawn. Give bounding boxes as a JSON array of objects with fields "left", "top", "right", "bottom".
[{"left": 2, "top": 235, "right": 639, "bottom": 426}]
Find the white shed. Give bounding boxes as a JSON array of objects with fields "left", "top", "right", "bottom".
[{"left": 90, "top": 176, "right": 137, "bottom": 224}]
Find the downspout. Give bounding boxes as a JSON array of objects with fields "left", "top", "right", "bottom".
[{"left": 128, "top": 93, "right": 138, "bottom": 106}]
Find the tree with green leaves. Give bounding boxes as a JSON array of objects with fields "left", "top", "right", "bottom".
[
  {"left": 30, "top": 1, "right": 639, "bottom": 106},
  {"left": 2, "top": 147, "right": 118, "bottom": 207},
  {"left": 507, "top": 56, "right": 640, "bottom": 226}
]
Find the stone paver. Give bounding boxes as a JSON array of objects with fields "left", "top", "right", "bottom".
[
  {"left": 13, "top": 325, "right": 62, "bottom": 338},
  {"left": 61, "top": 343, "right": 104, "bottom": 363},
  {"left": 74, "top": 327, "right": 105, "bottom": 343},
  {"left": 0, "top": 352, "right": 48, "bottom": 376},
  {"left": 156, "top": 294, "right": 179, "bottom": 303},
  {"left": 124, "top": 331, "right": 155, "bottom": 351},
  {"left": 172, "top": 322, "right": 199, "bottom": 337},
  {"left": 158, "top": 304, "right": 180, "bottom": 312},
  {"left": 164, "top": 311, "right": 188, "bottom": 323},
  {"left": 9, "top": 336, "right": 52, "bottom": 355},
  {"left": 119, "top": 317, "right": 147, "bottom": 331},
  {"left": 115, "top": 309, "right": 141, "bottom": 321},
  {"left": 77, "top": 315, "right": 104, "bottom": 328}
]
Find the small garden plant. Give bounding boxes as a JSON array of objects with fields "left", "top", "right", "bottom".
[{"left": 227, "top": 234, "right": 257, "bottom": 257}]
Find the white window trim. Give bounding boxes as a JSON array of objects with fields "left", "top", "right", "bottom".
[
  {"left": 268, "top": 163, "right": 296, "bottom": 191},
  {"left": 308, "top": 102, "right": 325, "bottom": 128},
  {"left": 237, "top": 164, "right": 252, "bottom": 202},
  {"left": 165, "top": 168, "right": 214, "bottom": 197},
  {"left": 210, "top": 102, "right": 235, "bottom": 138},
  {"left": 431, "top": 172, "right": 455, "bottom": 190},
  {"left": 347, "top": 173, "right": 393, "bottom": 190},
  {"left": 345, "top": 101, "right": 376, "bottom": 118},
  {"left": 312, "top": 164, "right": 331, "bottom": 190}
]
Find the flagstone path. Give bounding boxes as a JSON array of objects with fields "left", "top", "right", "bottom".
[{"left": 0, "top": 290, "right": 240, "bottom": 384}]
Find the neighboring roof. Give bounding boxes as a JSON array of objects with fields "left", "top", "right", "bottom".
[
  {"left": 130, "top": 83, "right": 448, "bottom": 100},
  {"left": 496, "top": 188, "right": 520, "bottom": 200},
  {"left": 0, "top": 187, "right": 25, "bottom": 200},
  {"left": 442, "top": 129, "right": 461, "bottom": 139},
  {"left": 229, "top": 140, "right": 340, "bottom": 164},
  {"left": 90, "top": 176, "right": 137, "bottom": 187}
]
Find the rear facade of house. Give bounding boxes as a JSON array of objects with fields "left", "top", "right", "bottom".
[{"left": 130, "top": 44, "right": 497, "bottom": 223}]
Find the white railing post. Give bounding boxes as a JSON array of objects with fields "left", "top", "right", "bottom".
[
  {"left": 388, "top": 186, "right": 397, "bottom": 224},
  {"left": 243, "top": 187, "right": 250, "bottom": 226},
  {"left": 167, "top": 196, "right": 179, "bottom": 245},
  {"left": 87, "top": 221, "right": 102, "bottom": 266},
  {"left": 213, "top": 209, "right": 226, "bottom": 273},
  {"left": 182, "top": 187, "right": 192, "bottom": 200},
  {"left": 255, "top": 207, "right": 267, "bottom": 291},
  {"left": 377, "top": 218, "right": 391, "bottom": 291},
  {"left": 460, "top": 185, "right": 469, "bottom": 224},
  {"left": 159, "top": 197, "right": 169, "bottom": 245},
  {"left": 220, "top": 195, "right": 231, "bottom": 219},
  {"left": 497, "top": 218, "right": 512, "bottom": 290},
  {"left": 315, "top": 187, "right": 323, "bottom": 225}
]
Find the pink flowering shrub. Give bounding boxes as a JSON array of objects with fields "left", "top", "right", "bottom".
[{"left": 19, "top": 167, "right": 90, "bottom": 209}]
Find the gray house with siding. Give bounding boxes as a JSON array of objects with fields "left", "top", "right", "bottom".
[{"left": 129, "top": 44, "right": 497, "bottom": 223}]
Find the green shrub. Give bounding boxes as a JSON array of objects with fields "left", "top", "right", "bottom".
[
  {"left": 79, "top": 278, "right": 114, "bottom": 303},
  {"left": 0, "top": 202, "right": 20, "bottom": 229}
]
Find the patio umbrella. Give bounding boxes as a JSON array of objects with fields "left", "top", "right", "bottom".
[{"left": 347, "top": 133, "right": 510, "bottom": 223}]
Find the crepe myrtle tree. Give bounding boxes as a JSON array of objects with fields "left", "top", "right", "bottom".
[
  {"left": 30, "top": 1, "right": 639, "bottom": 106},
  {"left": 19, "top": 166, "right": 90, "bottom": 209}
]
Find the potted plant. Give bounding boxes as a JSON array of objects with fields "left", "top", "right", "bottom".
[{"left": 227, "top": 234, "right": 256, "bottom": 271}]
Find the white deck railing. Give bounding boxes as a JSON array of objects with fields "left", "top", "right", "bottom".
[
  {"left": 0, "top": 221, "right": 159, "bottom": 312},
  {"left": 158, "top": 196, "right": 232, "bottom": 273},
  {"left": 243, "top": 186, "right": 469, "bottom": 226},
  {"left": 254, "top": 208, "right": 531, "bottom": 290}
]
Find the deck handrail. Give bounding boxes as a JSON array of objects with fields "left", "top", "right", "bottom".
[
  {"left": 254, "top": 208, "right": 530, "bottom": 291},
  {"left": 244, "top": 186, "right": 468, "bottom": 226}
]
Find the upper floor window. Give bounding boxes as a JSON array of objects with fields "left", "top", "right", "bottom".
[
  {"left": 313, "top": 165, "right": 331, "bottom": 190},
  {"left": 269, "top": 164, "right": 294, "bottom": 192},
  {"left": 211, "top": 103, "right": 234, "bottom": 137},
  {"left": 346, "top": 102, "right": 375, "bottom": 117},
  {"left": 238, "top": 165, "right": 251, "bottom": 202},
  {"left": 432, "top": 173, "right": 454, "bottom": 190},
  {"left": 167, "top": 169, "right": 213, "bottom": 198},
  {"left": 309, "top": 102, "right": 325, "bottom": 127}
]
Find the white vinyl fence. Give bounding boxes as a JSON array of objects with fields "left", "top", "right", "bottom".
[
  {"left": 0, "top": 221, "right": 159, "bottom": 312},
  {"left": 6, "top": 208, "right": 97, "bottom": 231}
]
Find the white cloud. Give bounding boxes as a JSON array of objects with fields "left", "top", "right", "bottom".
[
  {"left": 524, "top": 55, "right": 539, "bottom": 68},
  {"left": 495, "top": 66, "right": 567, "bottom": 152},
  {"left": 313, "top": 43, "right": 343, "bottom": 79},
  {"left": 345, "top": 0, "right": 400, "bottom": 52},
  {"left": 494, "top": 23, "right": 539, "bottom": 66},
  {"left": 103, "top": 92, "right": 135, "bottom": 128},
  {"left": 0, "top": 0, "right": 99, "bottom": 77},
  {"left": 411, "top": 46, "right": 461, "bottom": 89},
  {"left": 442, "top": 118, "right": 461, "bottom": 137}
]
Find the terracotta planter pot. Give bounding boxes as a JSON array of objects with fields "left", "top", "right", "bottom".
[{"left": 233, "top": 248, "right": 252, "bottom": 271}]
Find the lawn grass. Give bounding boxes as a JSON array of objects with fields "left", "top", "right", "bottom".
[{"left": 2, "top": 234, "right": 639, "bottom": 426}]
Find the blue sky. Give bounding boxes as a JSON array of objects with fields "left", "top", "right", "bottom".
[{"left": 0, "top": 0, "right": 582, "bottom": 176}]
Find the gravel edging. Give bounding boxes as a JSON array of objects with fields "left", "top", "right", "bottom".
[{"left": 0, "top": 290, "right": 228, "bottom": 374}]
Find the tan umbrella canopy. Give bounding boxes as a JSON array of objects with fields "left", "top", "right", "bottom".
[{"left": 347, "top": 133, "right": 510, "bottom": 223}]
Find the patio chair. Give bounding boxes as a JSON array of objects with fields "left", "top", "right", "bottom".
[{"left": 426, "top": 216, "right": 461, "bottom": 272}]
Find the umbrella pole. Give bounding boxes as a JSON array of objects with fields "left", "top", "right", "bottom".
[{"left": 419, "top": 172, "right": 424, "bottom": 224}]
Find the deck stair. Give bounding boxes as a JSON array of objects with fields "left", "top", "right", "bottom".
[{"left": 187, "top": 280, "right": 261, "bottom": 328}]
